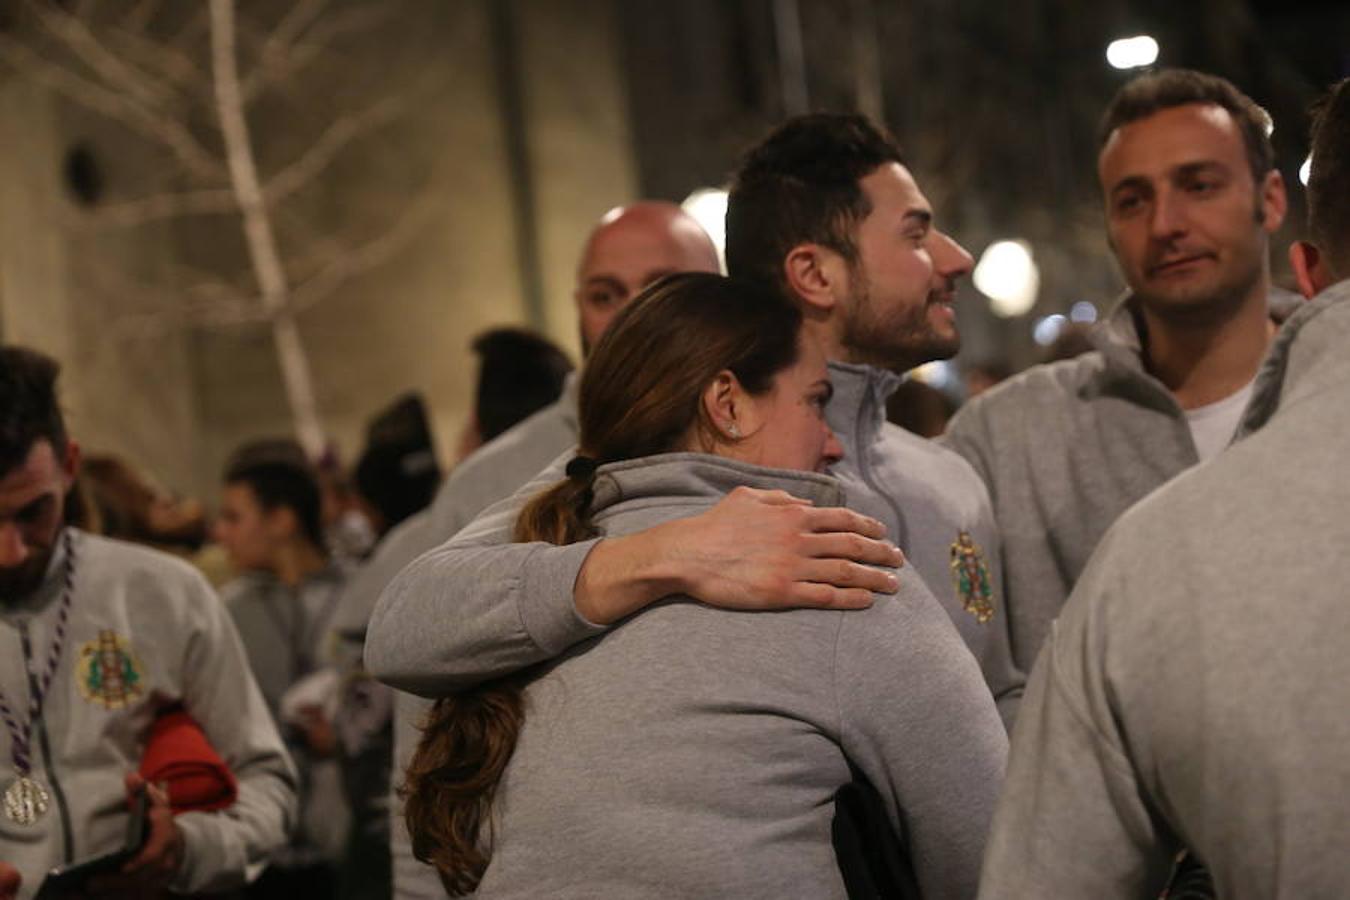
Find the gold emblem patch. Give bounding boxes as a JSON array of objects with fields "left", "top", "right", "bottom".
[
  {"left": 949, "top": 531, "right": 995, "bottom": 624},
  {"left": 76, "top": 630, "right": 145, "bottom": 709}
]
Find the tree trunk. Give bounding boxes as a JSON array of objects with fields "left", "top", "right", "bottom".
[{"left": 209, "top": 0, "right": 325, "bottom": 457}]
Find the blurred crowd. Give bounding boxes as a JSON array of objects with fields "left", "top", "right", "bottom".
[{"left": 2, "top": 67, "right": 1349, "bottom": 900}]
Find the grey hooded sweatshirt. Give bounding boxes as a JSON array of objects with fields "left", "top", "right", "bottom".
[
  {"left": 367, "top": 361, "right": 1023, "bottom": 725},
  {"left": 0, "top": 532, "right": 297, "bottom": 899},
  {"left": 421, "top": 454, "right": 1007, "bottom": 899},
  {"left": 943, "top": 291, "right": 1299, "bottom": 671},
  {"left": 979, "top": 279, "right": 1350, "bottom": 899}
]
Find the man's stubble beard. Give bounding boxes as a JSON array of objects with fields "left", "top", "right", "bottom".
[
  {"left": 1133, "top": 238, "right": 1267, "bottom": 331},
  {"left": 840, "top": 274, "right": 960, "bottom": 374},
  {"left": 0, "top": 547, "right": 56, "bottom": 604}
]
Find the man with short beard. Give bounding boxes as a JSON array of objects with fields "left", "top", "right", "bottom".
[
  {"left": 367, "top": 114, "right": 1023, "bottom": 722},
  {"left": 944, "top": 68, "right": 1298, "bottom": 672},
  {"left": 979, "top": 76, "right": 1350, "bottom": 898},
  {"left": 0, "top": 347, "right": 295, "bottom": 899}
]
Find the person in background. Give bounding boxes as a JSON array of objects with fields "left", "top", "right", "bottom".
[
  {"left": 456, "top": 327, "right": 574, "bottom": 460},
  {"left": 215, "top": 440, "right": 347, "bottom": 900},
  {"left": 944, "top": 68, "right": 1297, "bottom": 671},
  {"left": 353, "top": 393, "right": 442, "bottom": 539},
  {"left": 0, "top": 346, "right": 295, "bottom": 900},
  {"left": 979, "top": 76, "right": 1350, "bottom": 899}
]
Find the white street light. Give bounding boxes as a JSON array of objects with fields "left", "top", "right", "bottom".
[
  {"left": 974, "top": 239, "right": 1040, "bottom": 318},
  {"left": 1106, "top": 35, "right": 1159, "bottom": 70},
  {"left": 1033, "top": 314, "right": 1067, "bottom": 347},
  {"left": 1070, "top": 301, "right": 1098, "bottom": 324},
  {"left": 681, "top": 187, "right": 729, "bottom": 273},
  {"left": 1300, "top": 155, "right": 1313, "bottom": 186}
]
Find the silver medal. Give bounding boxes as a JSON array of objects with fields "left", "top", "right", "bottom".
[{"left": 3, "top": 775, "right": 50, "bottom": 825}]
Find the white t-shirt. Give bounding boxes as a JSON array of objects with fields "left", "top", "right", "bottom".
[{"left": 1185, "top": 379, "right": 1255, "bottom": 462}]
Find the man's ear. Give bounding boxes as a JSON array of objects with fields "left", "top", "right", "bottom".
[
  {"left": 264, "top": 504, "right": 301, "bottom": 542},
  {"left": 784, "top": 243, "right": 843, "bottom": 314},
  {"left": 1290, "top": 240, "right": 1330, "bottom": 299},
  {"left": 1259, "top": 169, "right": 1288, "bottom": 234},
  {"left": 60, "top": 440, "right": 81, "bottom": 493}
]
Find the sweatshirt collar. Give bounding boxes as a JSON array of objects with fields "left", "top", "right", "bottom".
[
  {"left": 559, "top": 371, "right": 581, "bottom": 435},
  {"left": 1236, "top": 277, "right": 1350, "bottom": 438},
  {"left": 1086, "top": 288, "right": 1302, "bottom": 408},
  {"left": 824, "top": 361, "right": 901, "bottom": 458},
  {"left": 591, "top": 452, "right": 845, "bottom": 512}
]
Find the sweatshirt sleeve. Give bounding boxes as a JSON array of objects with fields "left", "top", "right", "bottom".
[
  {"left": 834, "top": 587, "right": 1008, "bottom": 900},
  {"left": 171, "top": 573, "right": 298, "bottom": 894},
  {"left": 977, "top": 545, "right": 1172, "bottom": 898},
  {"left": 364, "top": 453, "right": 607, "bottom": 697}
]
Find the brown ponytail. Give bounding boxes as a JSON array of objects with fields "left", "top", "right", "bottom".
[{"left": 401, "top": 273, "right": 801, "bottom": 893}]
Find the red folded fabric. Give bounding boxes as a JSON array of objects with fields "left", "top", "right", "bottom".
[{"left": 140, "top": 707, "right": 238, "bottom": 813}]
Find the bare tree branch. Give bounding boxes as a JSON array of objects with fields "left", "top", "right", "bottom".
[
  {"left": 0, "top": 34, "right": 225, "bottom": 182},
  {"left": 104, "top": 25, "right": 206, "bottom": 96},
  {"left": 241, "top": 3, "right": 391, "bottom": 103},
  {"left": 24, "top": 0, "right": 177, "bottom": 111},
  {"left": 69, "top": 189, "right": 239, "bottom": 229},
  {"left": 263, "top": 92, "right": 412, "bottom": 202},
  {"left": 258, "top": 0, "right": 330, "bottom": 62},
  {"left": 290, "top": 191, "right": 440, "bottom": 315},
  {"left": 211, "top": 0, "right": 325, "bottom": 455},
  {"left": 121, "top": 0, "right": 162, "bottom": 33}
]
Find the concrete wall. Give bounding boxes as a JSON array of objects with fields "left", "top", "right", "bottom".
[
  {"left": 0, "top": 0, "right": 637, "bottom": 500},
  {"left": 0, "top": 77, "right": 203, "bottom": 496}
]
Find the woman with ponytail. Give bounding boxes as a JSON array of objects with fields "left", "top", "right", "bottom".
[{"left": 403, "top": 273, "right": 1006, "bottom": 899}]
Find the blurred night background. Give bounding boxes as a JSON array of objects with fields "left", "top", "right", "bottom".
[{"left": 0, "top": 0, "right": 1345, "bottom": 499}]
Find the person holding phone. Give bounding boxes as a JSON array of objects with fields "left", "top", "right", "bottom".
[{"left": 0, "top": 347, "right": 296, "bottom": 899}]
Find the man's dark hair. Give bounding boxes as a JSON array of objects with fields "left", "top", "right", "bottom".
[
  {"left": 472, "top": 328, "right": 573, "bottom": 443},
  {"left": 1307, "top": 77, "right": 1350, "bottom": 277},
  {"left": 355, "top": 393, "right": 441, "bottom": 534},
  {"left": 0, "top": 346, "right": 68, "bottom": 474},
  {"left": 726, "top": 113, "right": 905, "bottom": 297},
  {"left": 223, "top": 438, "right": 325, "bottom": 550},
  {"left": 1098, "top": 68, "right": 1275, "bottom": 186}
]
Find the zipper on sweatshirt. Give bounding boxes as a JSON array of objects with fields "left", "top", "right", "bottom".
[
  {"left": 852, "top": 407, "right": 910, "bottom": 552},
  {"left": 19, "top": 620, "right": 76, "bottom": 863}
]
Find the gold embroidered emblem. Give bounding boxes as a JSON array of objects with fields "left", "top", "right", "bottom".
[
  {"left": 949, "top": 531, "right": 995, "bottom": 624},
  {"left": 75, "top": 630, "right": 145, "bottom": 709}
]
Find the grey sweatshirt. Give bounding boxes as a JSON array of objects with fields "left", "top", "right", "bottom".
[
  {"left": 978, "top": 279, "right": 1350, "bottom": 899},
  {"left": 943, "top": 291, "right": 1299, "bottom": 671},
  {"left": 222, "top": 564, "right": 348, "bottom": 866},
  {"left": 368, "top": 361, "right": 1023, "bottom": 723},
  {"left": 0, "top": 532, "right": 297, "bottom": 899},
  {"left": 440, "top": 454, "right": 1007, "bottom": 898}
]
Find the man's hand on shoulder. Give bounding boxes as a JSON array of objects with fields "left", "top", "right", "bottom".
[{"left": 575, "top": 486, "right": 903, "bottom": 624}]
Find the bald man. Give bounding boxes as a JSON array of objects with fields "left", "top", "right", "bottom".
[{"left": 376, "top": 201, "right": 721, "bottom": 899}]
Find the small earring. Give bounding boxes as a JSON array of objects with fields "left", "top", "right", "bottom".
[{"left": 727, "top": 422, "right": 741, "bottom": 438}]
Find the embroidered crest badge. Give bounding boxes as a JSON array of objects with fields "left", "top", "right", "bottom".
[
  {"left": 949, "top": 531, "right": 995, "bottom": 624},
  {"left": 76, "top": 630, "right": 145, "bottom": 709}
]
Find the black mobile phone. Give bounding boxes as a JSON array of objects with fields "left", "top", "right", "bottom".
[{"left": 35, "top": 786, "right": 150, "bottom": 899}]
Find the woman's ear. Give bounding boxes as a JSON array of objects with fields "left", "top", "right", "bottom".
[{"left": 700, "top": 370, "right": 747, "bottom": 442}]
